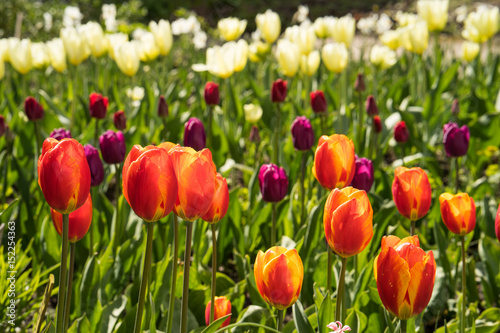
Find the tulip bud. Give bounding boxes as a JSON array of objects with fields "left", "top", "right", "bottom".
[
  {"left": 244, "top": 103, "right": 263, "bottom": 123},
  {"left": 443, "top": 122, "right": 469, "bottom": 157},
  {"left": 0, "top": 116, "right": 5, "bottom": 137},
  {"left": 204, "top": 82, "right": 220, "bottom": 106},
  {"left": 84, "top": 144, "right": 105, "bottom": 187},
  {"left": 24, "top": 96, "right": 44, "bottom": 121},
  {"left": 451, "top": 99, "right": 460, "bottom": 115},
  {"left": 50, "top": 128, "right": 72, "bottom": 141},
  {"left": 113, "top": 110, "right": 127, "bottom": 130},
  {"left": 365, "top": 95, "right": 379, "bottom": 116},
  {"left": 373, "top": 116, "right": 382, "bottom": 133},
  {"left": 99, "top": 130, "right": 126, "bottom": 164},
  {"left": 394, "top": 121, "right": 409, "bottom": 143},
  {"left": 158, "top": 95, "right": 169, "bottom": 117},
  {"left": 184, "top": 117, "right": 206, "bottom": 151},
  {"left": 291, "top": 116, "right": 314, "bottom": 151},
  {"left": 51, "top": 193, "right": 92, "bottom": 242},
  {"left": 354, "top": 73, "right": 366, "bottom": 92},
  {"left": 439, "top": 192, "right": 476, "bottom": 236},
  {"left": 249, "top": 125, "right": 261, "bottom": 143},
  {"left": 310, "top": 90, "right": 327, "bottom": 113},
  {"left": 350, "top": 156, "right": 374, "bottom": 192},
  {"left": 258, "top": 164, "right": 288, "bottom": 202},
  {"left": 271, "top": 79, "right": 287, "bottom": 103},
  {"left": 205, "top": 296, "right": 232, "bottom": 328},
  {"left": 89, "top": 92, "right": 109, "bottom": 119}
]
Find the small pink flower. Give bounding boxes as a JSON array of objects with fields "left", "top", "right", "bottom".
[{"left": 327, "top": 321, "right": 351, "bottom": 333}]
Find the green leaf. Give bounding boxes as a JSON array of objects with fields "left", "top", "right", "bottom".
[
  {"left": 317, "top": 293, "right": 335, "bottom": 333},
  {"left": 200, "top": 314, "right": 231, "bottom": 333},
  {"left": 293, "top": 300, "right": 315, "bottom": 333}
]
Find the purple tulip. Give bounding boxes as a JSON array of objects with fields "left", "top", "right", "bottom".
[
  {"left": 84, "top": 144, "right": 105, "bottom": 186},
  {"left": 249, "top": 125, "right": 261, "bottom": 143},
  {"left": 0, "top": 115, "right": 6, "bottom": 137},
  {"left": 443, "top": 123, "right": 469, "bottom": 157},
  {"left": 184, "top": 117, "right": 206, "bottom": 151},
  {"left": 365, "top": 95, "right": 379, "bottom": 116},
  {"left": 99, "top": 130, "right": 126, "bottom": 164},
  {"left": 291, "top": 116, "right": 314, "bottom": 151},
  {"left": 258, "top": 164, "right": 288, "bottom": 203},
  {"left": 24, "top": 96, "right": 44, "bottom": 121},
  {"left": 50, "top": 128, "right": 72, "bottom": 141},
  {"left": 350, "top": 156, "right": 374, "bottom": 192}
]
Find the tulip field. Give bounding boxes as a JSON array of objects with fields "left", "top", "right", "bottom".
[{"left": 2, "top": 1, "right": 500, "bottom": 333}]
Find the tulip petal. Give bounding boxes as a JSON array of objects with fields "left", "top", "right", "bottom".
[
  {"left": 407, "top": 251, "right": 436, "bottom": 317},
  {"left": 262, "top": 253, "right": 299, "bottom": 309}
]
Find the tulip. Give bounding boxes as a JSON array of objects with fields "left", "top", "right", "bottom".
[
  {"left": 114, "top": 41, "right": 140, "bottom": 76},
  {"left": 396, "top": 12, "right": 420, "bottom": 27},
  {"left": 0, "top": 116, "right": 5, "bottom": 137},
  {"left": 248, "top": 41, "right": 271, "bottom": 62},
  {"left": 461, "top": 41, "right": 480, "bottom": 62},
  {"left": 134, "top": 33, "right": 160, "bottom": 62},
  {"left": 218, "top": 17, "right": 247, "bottom": 41},
  {"left": 417, "top": 0, "right": 449, "bottom": 32},
  {"left": 149, "top": 20, "right": 173, "bottom": 56},
  {"left": 106, "top": 33, "right": 129, "bottom": 60},
  {"left": 8, "top": 39, "right": 32, "bottom": 74},
  {"left": 350, "top": 157, "right": 374, "bottom": 192},
  {"left": 401, "top": 21, "right": 429, "bottom": 55},
  {"left": 374, "top": 235, "right": 436, "bottom": 320},
  {"left": 451, "top": 99, "right": 460, "bottom": 115},
  {"left": 271, "top": 79, "right": 287, "bottom": 103},
  {"left": 314, "top": 16, "right": 335, "bottom": 39},
  {"left": 24, "top": 96, "right": 44, "bottom": 121},
  {"left": 158, "top": 95, "right": 169, "bottom": 117},
  {"left": 38, "top": 138, "right": 91, "bottom": 214},
  {"left": 322, "top": 42, "right": 348, "bottom": 73},
  {"left": 254, "top": 246, "right": 304, "bottom": 310},
  {"left": 113, "top": 111, "right": 126, "bottom": 130},
  {"left": 249, "top": 125, "right": 261, "bottom": 143},
  {"left": 80, "top": 22, "right": 108, "bottom": 58},
  {"left": 394, "top": 121, "right": 409, "bottom": 143},
  {"left": 462, "top": 5, "right": 499, "bottom": 43},
  {"left": 184, "top": 117, "right": 206, "bottom": 151},
  {"left": 373, "top": 116, "right": 382, "bottom": 133},
  {"left": 330, "top": 14, "right": 356, "bottom": 47},
  {"left": 202, "top": 173, "right": 229, "bottom": 224},
  {"left": 84, "top": 144, "right": 104, "bottom": 187},
  {"left": 99, "top": 130, "right": 126, "bottom": 164},
  {"left": 256, "top": 9, "right": 281, "bottom": 44},
  {"left": 392, "top": 166, "right": 432, "bottom": 228},
  {"left": 370, "top": 45, "right": 397, "bottom": 70},
  {"left": 205, "top": 296, "right": 231, "bottom": 327},
  {"left": 299, "top": 51, "right": 320, "bottom": 76},
  {"left": 276, "top": 39, "right": 300, "bottom": 77},
  {"left": 244, "top": 103, "right": 263, "bottom": 123},
  {"left": 50, "top": 128, "right": 72, "bottom": 141},
  {"left": 439, "top": 193, "right": 476, "bottom": 236},
  {"left": 51, "top": 193, "right": 92, "bottom": 242},
  {"left": 258, "top": 164, "right": 288, "bottom": 203},
  {"left": 310, "top": 90, "right": 327, "bottom": 113},
  {"left": 0, "top": 57, "right": 4, "bottom": 81},
  {"left": 313, "top": 134, "right": 356, "bottom": 190},
  {"left": 291, "top": 116, "right": 314, "bottom": 151},
  {"left": 89, "top": 92, "right": 108, "bottom": 119},
  {"left": 365, "top": 95, "right": 379, "bottom": 116},
  {"left": 127, "top": 86, "right": 145, "bottom": 107},
  {"left": 443, "top": 123, "right": 469, "bottom": 157},
  {"left": 31, "top": 42, "right": 50, "bottom": 69},
  {"left": 61, "top": 27, "right": 90, "bottom": 66},
  {"left": 285, "top": 21, "right": 317, "bottom": 55},
  {"left": 495, "top": 204, "right": 500, "bottom": 243},
  {"left": 233, "top": 39, "right": 248, "bottom": 73},
  {"left": 354, "top": 73, "right": 366, "bottom": 93},
  {"left": 204, "top": 82, "right": 220, "bottom": 106},
  {"left": 380, "top": 30, "right": 401, "bottom": 50},
  {"left": 46, "top": 38, "right": 67, "bottom": 72}
]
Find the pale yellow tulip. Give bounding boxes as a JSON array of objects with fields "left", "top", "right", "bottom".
[
  {"left": 462, "top": 5, "right": 499, "bottom": 43},
  {"left": 330, "top": 14, "right": 355, "bottom": 47},
  {"left": 370, "top": 45, "right": 397, "bottom": 70},
  {"left": 322, "top": 42, "right": 348, "bottom": 73},
  {"left": 256, "top": 9, "right": 281, "bottom": 44},
  {"left": 31, "top": 42, "right": 50, "bottom": 69},
  {"left": 60, "top": 27, "right": 90, "bottom": 66},
  {"left": 417, "top": 0, "right": 449, "bottom": 32},
  {"left": 244, "top": 103, "right": 263, "bottom": 123},
  {"left": 46, "top": 38, "right": 67, "bottom": 73},
  {"left": 115, "top": 41, "right": 140, "bottom": 76},
  {"left": 285, "top": 21, "right": 316, "bottom": 55},
  {"left": 149, "top": 19, "right": 173, "bottom": 56},
  {"left": 80, "top": 22, "right": 108, "bottom": 58},
  {"left": 300, "top": 50, "right": 320, "bottom": 76},
  {"left": 218, "top": 17, "right": 247, "bottom": 41},
  {"left": 461, "top": 41, "right": 480, "bottom": 62},
  {"left": 276, "top": 39, "right": 300, "bottom": 77},
  {"left": 9, "top": 39, "right": 32, "bottom": 74}
]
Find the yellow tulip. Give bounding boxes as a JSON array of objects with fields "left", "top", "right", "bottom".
[
  {"left": 256, "top": 9, "right": 281, "bottom": 44},
  {"left": 300, "top": 50, "right": 320, "bottom": 76},
  {"left": 370, "top": 45, "right": 397, "bottom": 70},
  {"left": 2, "top": 38, "right": 20, "bottom": 63},
  {"left": 106, "top": 33, "right": 128, "bottom": 60},
  {"left": 135, "top": 33, "right": 160, "bottom": 62},
  {"left": 321, "top": 42, "right": 348, "bottom": 73},
  {"left": 9, "top": 39, "right": 32, "bottom": 74},
  {"left": 46, "top": 38, "right": 67, "bottom": 73},
  {"left": 462, "top": 5, "right": 499, "bottom": 43},
  {"left": 330, "top": 14, "right": 355, "bottom": 47},
  {"left": 285, "top": 21, "right": 316, "bottom": 55},
  {"left": 461, "top": 41, "right": 480, "bottom": 62},
  {"left": 60, "top": 27, "right": 90, "bottom": 66},
  {"left": 149, "top": 19, "right": 173, "bottom": 56},
  {"left": 399, "top": 21, "right": 428, "bottom": 55},
  {"left": 233, "top": 39, "right": 248, "bottom": 72},
  {"left": 0, "top": 58, "right": 4, "bottom": 80},
  {"left": 205, "top": 43, "right": 235, "bottom": 79},
  {"left": 114, "top": 41, "right": 140, "bottom": 76},
  {"left": 248, "top": 41, "right": 270, "bottom": 63},
  {"left": 31, "top": 42, "right": 50, "bottom": 69},
  {"left": 395, "top": 11, "right": 419, "bottom": 27},
  {"left": 380, "top": 30, "right": 401, "bottom": 50},
  {"left": 417, "top": 0, "right": 449, "bottom": 32},
  {"left": 218, "top": 17, "right": 247, "bottom": 41},
  {"left": 276, "top": 39, "right": 300, "bottom": 77},
  {"left": 80, "top": 22, "right": 108, "bottom": 58},
  {"left": 313, "top": 16, "right": 335, "bottom": 39},
  {"left": 244, "top": 103, "right": 263, "bottom": 123}
]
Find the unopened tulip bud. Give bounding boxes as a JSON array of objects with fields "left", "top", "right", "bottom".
[
  {"left": 0, "top": 115, "right": 5, "bottom": 137},
  {"left": 291, "top": 116, "right": 314, "bottom": 151},
  {"left": 205, "top": 296, "right": 232, "bottom": 328},
  {"left": 50, "top": 128, "right": 72, "bottom": 141},
  {"left": 184, "top": 117, "right": 206, "bottom": 151},
  {"left": 451, "top": 99, "right": 459, "bottom": 115},
  {"left": 271, "top": 79, "right": 287, "bottom": 103},
  {"left": 157, "top": 95, "right": 169, "bottom": 117},
  {"left": 443, "top": 122, "right": 469, "bottom": 157},
  {"left": 258, "top": 164, "right": 288, "bottom": 202},
  {"left": 89, "top": 92, "right": 109, "bottom": 119},
  {"left": 354, "top": 73, "right": 366, "bottom": 92},
  {"left": 113, "top": 110, "right": 127, "bottom": 130},
  {"left": 84, "top": 144, "right": 104, "bottom": 187},
  {"left": 373, "top": 116, "right": 382, "bottom": 133},
  {"left": 99, "top": 130, "right": 126, "bottom": 164},
  {"left": 310, "top": 90, "right": 327, "bottom": 113},
  {"left": 204, "top": 82, "right": 220, "bottom": 106},
  {"left": 249, "top": 125, "right": 261, "bottom": 143},
  {"left": 24, "top": 96, "right": 44, "bottom": 121},
  {"left": 394, "top": 121, "right": 409, "bottom": 143},
  {"left": 365, "top": 95, "right": 379, "bottom": 116},
  {"left": 350, "top": 156, "right": 374, "bottom": 192}
]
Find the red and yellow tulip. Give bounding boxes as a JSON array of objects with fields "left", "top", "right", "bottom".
[
  {"left": 38, "top": 138, "right": 91, "bottom": 214},
  {"left": 324, "top": 187, "right": 373, "bottom": 258},
  {"left": 374, "top": 235, "right": 436, "bottom": 320},
  {"left": 313, "top": 134, "right": 356, "bottom": 190},
  {"left": 439, "top": 192, "right": 476, "bottom": 236},
  {"left": 51, "top": 193, "right": 92, "bottom": 242},
  {"left": 254, "top": 246, "right": 303, "bottom": 310},
  {"left": 202, "top": 173, "right": 229, "bottom": 224},
  {"left": 392, "top": 167, "right": 432, "bottom": 221},
  {"left": 204, "top": 296, "right": 231, "bottom": 328}
]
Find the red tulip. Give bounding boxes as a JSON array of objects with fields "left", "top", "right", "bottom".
[
  {"left": 271, "top": 79, "right": 287, "bottom": 103},
  {"left": 373, "top": 116, "right": 382, "bottom": 133},
  {"left": 439, "top": 193, "right": 476, "bottom": 236},
  {"left": 24, "top": 96, "right": 44, "bottom": 120},
  {"left": 158, "top": 95, "right": 169, "bottom": 117},
  {"left": 310, "top": 90, "right": 327, "bottom": 113},
  {"left": 204, "top": 82, "right": 220, "bottom": 106},
  {"left": 394, "top": 121, "right": 409, "bottom": 143},
  {"left": 89, "top": 92, "right": 109, "bottom": 119},
  {"left": 205, "top": 296, "right": 231, "bottom": 328},
  {"left": 51, "top": 194, "right": 92, "bottom": 242},
  {"left": 113, "top": 110, "right": 127, "bottom": 130},
  {"left": 392, "top": 167, "right": 432, "bottom": 221}
]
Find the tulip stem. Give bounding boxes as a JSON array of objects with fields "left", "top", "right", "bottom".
[
  {"left": 401, "top": 319, "right": 407, "bottom": 333},
  {"left": 271, "top": 203, "right": 277, "bottom": 246},
  {"left": 63, "top": 242, "right": 76, "bottom": 332},
  {"left": 210, "top": 223, "right": 217, "bottom": 323},
  {"left": 410, "top": 220, "right": 416, "bottom": 236},
  {"left": 33, "top": 121, "right": 42, "bottom": 156},
  {"left": 90, "top": 187, "right": 96, "bottom": 255},
  {"left": 455, "top": 157, "right": 460, "bottom": 193},
  {"left": 166, "top": 215, "right": 179, "bottom": 333},
  {"left": 327, "top": 248, "right": 332, "bottom": 295},
  {"left": 207, "top": 105, "right": 213, "bottom": 150},
  {"left": 273, "top": 104, "right": 281, "bottom": 164},
  {"left": 357, "top": 92, "right": 364, "bottom": 149},
  {"left": 133, "top": 222, "right": 155, "bottom": 333},
  {"left": 56, "top": 214, "right": 69, "bottom": 333},
  {"left": 335, "top": 257, "right": 347, "bottom": 322},
  {"left": 300, "top": 152, "right": 306, "bottom": 227},
  {"left": 180, "top": 221, "right": 194, "bottom": 333},
  {"left": 461, "top": 235, "right": 466, "bottom": 333},
  {"left": 277, "top": 309, "right": 284, "bottom": 331},
  {"left": 94, "top": 119, "right": 99, "bottom": 147}
]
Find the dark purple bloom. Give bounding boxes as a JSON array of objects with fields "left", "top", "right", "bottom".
[
  {"left": 443, "top": 122, "right": 469, "bottom": 157},
  {"left": 354, "top": 73, "right": 366, "bottom": 92},
  {"left": 84, "top": 144, "right": 104, "bottom": 186},
  {"left": 24, "top": 96, "right": 44, "bottom": 120},
  {"left": 258, "top": 164, "right": 288, "bottom": 203},
  {"left": 158, "top": 95, "right": 169, "bottom": 117},
  {"left": 184, "top": 117, "right": 206, "bottom": 151},
  {"left": 50, "top": 128, "right": 72, "bottom": 141},
  {"left": 365, "top": 95, "right": 379, "bottom": 116},
  {"left": 99, "top": 130, "right": 126, "bottom": 164},
  {"left": 0, "top": 115, "right": 5, "bottom": 137},
  {"left": 291, "top": 116, "right": 314, "bottom": 151},
  {"left": 249, "top": 125, "right": 261, "bottom": 143},
  {"left": 113, "top": 111, "right": 127, "bottom": 130},
  {"left": 350, "top": 156, "right": 374, "bottom": 192}
]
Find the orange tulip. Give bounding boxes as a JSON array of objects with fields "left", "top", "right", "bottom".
[
  {"left": 392, "top": 167, "right": 432, "bottom": 221},
  {"left": 202, "top": 173, "right": 229, "bottom": 224},
  {"left": 374, "top": 235, "right": 436, "bottom": 320},
  {"left": 324, "top": 187, "right": 373, "bottom": 258},
  {"left": 439, "top": 193, "right": 476, "bottom": 236},
  {"left": 122, "top": 145, "right": 178, "bottom": 222},
  {"left": 51, "top": 193, "right": 92, "bottom": 242},
  {"left": 254, "top": 246, "right": 304, "bottom": 310},
  {"left": 169, "top": 146, "right": 217, "bottom": 222},
  {"left": 158, "top": 141, "right": 179, "bottom": 153},
  {"left": 38, "top": 138, "right": 91, "bottom": 214},
  {"left": 313, "top": 134, "right": 356, "bottom": 190},
  {"left": 204, "top": 296, "right": 231, "bottom": 327}
]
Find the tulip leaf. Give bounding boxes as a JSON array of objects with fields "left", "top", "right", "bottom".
[
  {"left": 317, "top": 293, "right": 335, "bottom": 333},
  {"left": 200, "top": 314, "right": 231, "bottom": 333},
  {"left": 293, "top": 300, "right": 315, "bottom": 333},
  {"left": 345, "top": 308, "right": 367, "bottom": 333}
]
